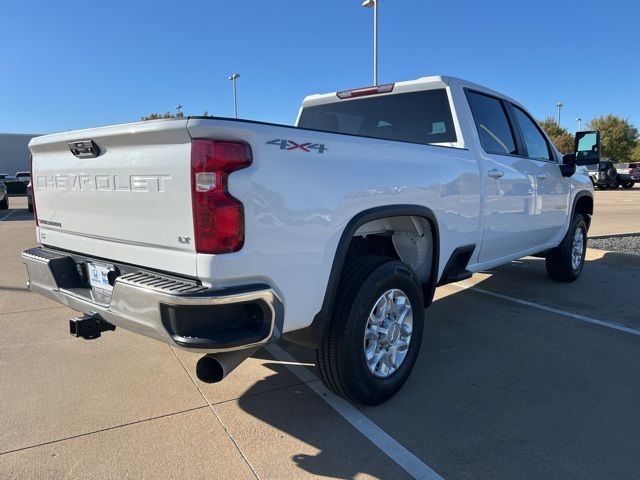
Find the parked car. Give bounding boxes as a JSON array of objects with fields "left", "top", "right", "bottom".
[
  {"left": 0, "top": 174, "right": 27, "bottom": 195},
  {"left": 614, "top": 163, "right": 639, "bottom": 189},
  {"left": 26, "top": 181, "right": 33, "bottom": 212},
  {"left": 16, "top": 171, "right": 31, "bottom": 184},
  {"left": 587, "top": 161, "right": 618, "bottom": 190},
  {"left": 22, "top": 76, "right": 599, "bottom": 404},
  {"left": 0, "top": 181, "right": 8, "bottom": 209},
  {"left": 0, "top": 173, "right": 11, "bottom": 180}
]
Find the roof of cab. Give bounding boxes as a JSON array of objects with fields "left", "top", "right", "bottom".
[{"left": 301, "top": 75, "right": 519, "bottom": 109}]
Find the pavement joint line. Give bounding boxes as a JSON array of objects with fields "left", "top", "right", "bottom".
[
  {"left": 454, "top": 283, "right": 640, "bottom": 337},
  {"left": 266, "top": 344, "right": 445, "bottom": 480},
  {"left": 169, "top": 346, "right": 262, "bottom": 480},
  {"left": 0, "top": 210, "right": 16, "bottom": 222},
  {"left": 0, "top": 405, "right": 209, "bottom": 457}
]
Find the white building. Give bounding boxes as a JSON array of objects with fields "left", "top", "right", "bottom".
[{"left": 0, "top": 133, "right": 42, "bottom": 175}]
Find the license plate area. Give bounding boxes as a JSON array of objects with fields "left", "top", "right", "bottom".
[{"left": 86, "top": 262, "right": 115, "bottom": 294}]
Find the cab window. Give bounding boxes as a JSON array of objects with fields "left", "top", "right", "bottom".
[
  {"left": 466, "top": 91, "right": 517, "bottom": 155},
  {"left": 512, "top": 106, "right": 551, "bottom": 161}
]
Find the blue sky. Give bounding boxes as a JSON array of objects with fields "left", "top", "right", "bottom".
[{"left": 1, "top": 0, "right": 638, "bottom": 134}]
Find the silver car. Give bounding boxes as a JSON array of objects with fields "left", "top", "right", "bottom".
[{"left": 0, "top": 181, "right": 8, "bottom": 210}]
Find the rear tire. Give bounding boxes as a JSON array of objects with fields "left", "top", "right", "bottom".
[
  {"left": 0, "top": 197, "right": 8, "bottom": 210},
  {"left": 596, "top": 184, "right": 609, "bottom": 191},
  {"left": 545, "top": 214, "right": 588, "bottom": 282},
  {"left": 315, "top": 256, "right": 424, "bottom": 405},
  {"left": 621, "top": 181, "right": 635, "bottom": 189}
]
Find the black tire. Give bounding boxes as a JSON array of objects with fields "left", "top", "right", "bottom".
[
  {"left": 315, "top": 255, "right": 424, "bottom": 405},
  {"left": 545, "top": 214, "right": 588, "bottom": 282},
  {"left": 0, "top": 197, "right": 8, "bottom": 210},
  {"left": 596, "top": 184, "right": 609, "bottom": 191},
  {"left": 621, "top": 181, "right": 635, "bottom": 189}
]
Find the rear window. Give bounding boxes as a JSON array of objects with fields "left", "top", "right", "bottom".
[{"left": 298, "top": 89, "right": 457, "bottom": 145}]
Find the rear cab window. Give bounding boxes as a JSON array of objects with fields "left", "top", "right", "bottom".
[
  {"left": 465, "top": 90, "right": 517, "bottom": 156},
  {"left": 298, "top": 89, "right": 457, "bottom": 146}
]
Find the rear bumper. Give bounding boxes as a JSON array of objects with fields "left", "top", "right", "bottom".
[{"left": 21, "top": 247, "right": 283, "bottom": 353}]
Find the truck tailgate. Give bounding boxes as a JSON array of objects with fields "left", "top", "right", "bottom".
[{"left": 29, "top": 120, "right": 197, "bottom": 277}]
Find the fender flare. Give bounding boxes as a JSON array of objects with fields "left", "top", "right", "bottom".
[
  {"left": 570, "top": 190, "right": 594, "bottom": 232},
  {"left": 283, "top": 205, "right": 440, "bottom": 348}
]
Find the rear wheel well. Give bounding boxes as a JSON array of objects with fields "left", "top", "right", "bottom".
[
  {"left": 345, "top": 215, "right": 435, "bottom": 297},
  {"left": 283, "top": 207, "right": 439, "bottom": 348}
]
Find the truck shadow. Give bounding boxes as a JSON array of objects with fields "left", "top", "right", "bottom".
[{"left": 237, "top": 253, "right": 640, "bottom": 479}]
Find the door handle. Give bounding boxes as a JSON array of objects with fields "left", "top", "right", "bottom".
[
  {"left": 535, "top": 173, "right": 548, "bottom": 180},
  {"left": 487, "top": 169, "right": 504, "bottom": 179}
]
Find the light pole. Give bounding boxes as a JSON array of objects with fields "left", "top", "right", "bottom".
[
  {"left": 576, "top": 117, "right": 582, "bottom": 131},
  {"left": 175, "top": 104, "right": 182, "bottom": 117},
  {"left": 362, "top": 0, "right": 378, "bottom": 85},
  {"left": 228, "top": 73, "right": 240, "bottom": 118},
  {"left": 556, "top": 101, "right": 563, "bottom": 126}
]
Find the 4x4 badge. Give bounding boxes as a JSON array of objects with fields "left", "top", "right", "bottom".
[{"left": 266, "top": 139, "right": 327, "bottom": 153}]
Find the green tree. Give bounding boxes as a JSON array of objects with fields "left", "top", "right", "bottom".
[
  {"left": 630, "top": 143, "right": 640, "bottom": 163},
  {"left": 538, "top": 117, "right": 575, "bottom": 154},
  {"left": 141, "top": 111, "right": 184, "bottom": 121},
  {"left": 587, "top": 115, "right": 639, "bottom": 161}
]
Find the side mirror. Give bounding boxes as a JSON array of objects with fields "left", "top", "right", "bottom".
[
  {"left": 560, "top": 153, "right": 576, "bottom": 177},
  {"left": 574, "top": 130, "right": 601, "bottom": 166}
]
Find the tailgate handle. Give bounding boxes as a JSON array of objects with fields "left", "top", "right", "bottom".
[{"left": 68, "top": 139, "right": 101, "bottom": 159}]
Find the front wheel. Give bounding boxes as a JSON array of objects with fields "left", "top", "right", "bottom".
[
  {"left": 621, "top": 181, "right": 635, "bottom": 189},
  {"left": 596, "top": 184, "right": 609, "bottom": 191},
  {"left": 545, "top": 214, "right": 588, "bottom": 282},
  {"left": 315, "top": 256, "right": 424, "bottom": 405}
]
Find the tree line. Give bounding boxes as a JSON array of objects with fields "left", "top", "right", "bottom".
[{"left": 539, "top": 115, "right": 640, "bottom": 163}]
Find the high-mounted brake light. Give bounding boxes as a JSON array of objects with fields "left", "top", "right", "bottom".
[
  {"left": 336, "top": 83, "right": 395, "bottom": 99},
  {"left": 29, "top": 155, "right": 38, "bottom": 226},
  {"left": 191, "top": 140, "right": 252, "bottom": 254}
]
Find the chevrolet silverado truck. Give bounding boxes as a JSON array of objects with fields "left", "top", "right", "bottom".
[{"left": 23, "top": 76, "right": 600, "bottom": 405}]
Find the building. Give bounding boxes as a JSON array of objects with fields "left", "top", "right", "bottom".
[{"left": 0, "top": 133, "right": 43, "bottom": 175}]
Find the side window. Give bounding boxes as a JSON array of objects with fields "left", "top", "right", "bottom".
[
  {"left": 466, "top": 91, "right": 516, "bottom": 155},
  {"left": 512, "top": 106, "right": 551, "bottom": 161}
]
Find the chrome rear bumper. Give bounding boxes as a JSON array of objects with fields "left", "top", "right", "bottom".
[{"left": 22, "top": 247, "right": 283, "bottom": 353}]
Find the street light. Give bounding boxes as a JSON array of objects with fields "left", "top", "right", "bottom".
[
  {"left": 556, "top": 101, "right": 563, "bottom": 126},
  {"left": 576, "top": 117, "right": 582, "bottom": 131},
  {"left": 175, "top": 104, "right": 182, "bottom": 117},
  {"left": 362, "top": 0, "right": 378, "bottom": 85},
  {"left": 228, "top": 73, "right": 240, "bottom": 119}
]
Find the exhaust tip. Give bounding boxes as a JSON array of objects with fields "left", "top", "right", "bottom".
[{"left": 196, "top": 355, "right": 225, "bottom": 383}]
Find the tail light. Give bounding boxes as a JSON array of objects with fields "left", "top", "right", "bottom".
[
  {"left": 29, "top": 155, "right": 38, "bottom": 226},
  {"left": 190, "top": 140, "right": 252, "bottom": 254}
]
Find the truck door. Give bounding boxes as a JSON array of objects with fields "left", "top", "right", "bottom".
[
  {"left": 466, "top": 90, "right": 542, "bottom": 262},
  {"left": 508, "top": 104, "right": 570, "bottom": 246}
]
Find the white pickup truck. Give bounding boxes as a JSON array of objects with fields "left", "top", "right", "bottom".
[{"left": 23, "top": 76, "right": 600, "bottom": 404}]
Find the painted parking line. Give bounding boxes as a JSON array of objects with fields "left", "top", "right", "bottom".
[
  {"left": 453, "top": 283, "right": 640, "bottom": 338},
  {"left": 0, "top": 210, "right": 16, "bottom": 222},
  {"left": 266, "top": 344, "right": 444, "bottom": 480}
]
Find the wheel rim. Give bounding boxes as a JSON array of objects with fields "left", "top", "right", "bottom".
[
  {"left": 363, "top": 289, "right": 413, "bottom": 378},
  {"left": 571, "top": 227, "right": 585, "bottom": 271}
]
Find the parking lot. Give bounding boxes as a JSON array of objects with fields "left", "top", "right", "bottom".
[{"left": 1, "top": 190, "right": 639, "bottom": 480}]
